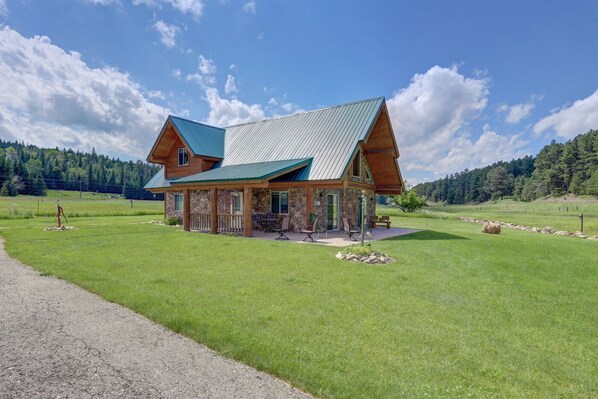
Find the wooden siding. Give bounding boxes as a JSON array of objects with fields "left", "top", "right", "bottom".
[{"left": 164, "top": 135, "right": 206, "bottom": 179}]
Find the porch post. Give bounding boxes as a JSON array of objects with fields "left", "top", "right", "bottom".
[
  {"left": 243, "top": 186, "right": 252, "bottom": 237},
  {"left": 183, "top": 189, "right": 190, "bottom": 231},
  {"left": 210, "top": 187, "right": 218, "bottom": 234},
  {"left": 306, "top": 187, "right": 313, "bottom": 226}
]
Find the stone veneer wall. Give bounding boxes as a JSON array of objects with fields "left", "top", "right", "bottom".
[
  {"left": 190, "top": 190, "right": 210, "bottom": 214},
  {"left": 165, "top": 191, "right": 183, "bottom": 220},
  {"left": 345, "top": 188, "right": 376, "bottom": 227}
]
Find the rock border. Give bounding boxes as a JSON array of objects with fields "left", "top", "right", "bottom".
[
  {"left": 459, "top": 217, "right": 597, "bottom": 241},
  {"left": 335, "top": 251, "right": 392, "bottom": 264}
]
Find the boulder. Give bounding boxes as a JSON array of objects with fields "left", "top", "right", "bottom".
[{"left": 482, "top": 222, "right": 501, "bottom": 234}]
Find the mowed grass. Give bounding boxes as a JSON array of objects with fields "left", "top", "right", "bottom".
[
  {"left": 379, "top": 196, "right": 598, "bottom": 236},
  {"left": 0, "top": 190, "right": 163, "bottom": 219},
  {"left": 1, "top": 215, "right": 596, "bottom": 398}
]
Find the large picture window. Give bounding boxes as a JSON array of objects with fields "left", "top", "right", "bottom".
[
  {"left": 178, "top": 148, "right": 189, "bottom": 166},
  {"left": 352, "top": 149, "right": 361, "bottom": 177},
  {"left": 271, "top": 191, "right": 288, "bottom": 214},
  {"left": 174, "top": 193, "right": 183, "bottom": 211}
]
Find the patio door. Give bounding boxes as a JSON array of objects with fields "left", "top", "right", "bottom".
[{"left": 327, "top": 193, "right": 339, "bottom": 230}]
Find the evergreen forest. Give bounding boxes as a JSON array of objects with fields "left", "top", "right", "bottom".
[
  {"left": 0, "top": 140, "right": 162, "bottom": 200},
  {"left": 414, "top": 130, "right": 598, "bottom": 203}
]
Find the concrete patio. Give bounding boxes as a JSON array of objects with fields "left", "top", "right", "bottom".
[{"left": 251, "top": 227, "right": 421, "bottom": 247}]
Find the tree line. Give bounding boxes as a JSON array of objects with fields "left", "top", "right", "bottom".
[
  {"left": 0, "top": 139, "right": 163, "bottom": 200},
  {"left": 414, "top": 129, "right": 598, "bottom": 203}
]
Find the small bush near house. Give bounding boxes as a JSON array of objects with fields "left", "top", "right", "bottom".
[{"left": 164, "top": 217, "right": 181, "bottom": 226}]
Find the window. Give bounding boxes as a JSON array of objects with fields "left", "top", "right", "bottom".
[
  {"left": 271, "top": 191, "right": 288, "bottom": 214},
  {"left": 174, "top": 193, "right": 183, "bottom": 211},
  {"left": 352, "top": 149, "right": 361, "bottom": 177},
  {"left": 231, "top": 191, "right": 243, "bottom": 214},
  {"left": 178, "top": 148, "right": 189, "bottom": 166}
]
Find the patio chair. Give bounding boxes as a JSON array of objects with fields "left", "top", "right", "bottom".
[
  {"left": 273, "top": 215, "right": 290, "bottom": 240},
  {"left": 300, "top": 217, "right": 319, "bottom": 242},
  {"left": 342, "top": 218, "right": 360, "bottom": 241}
]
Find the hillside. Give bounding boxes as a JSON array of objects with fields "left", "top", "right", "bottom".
[
  {"left": 414, "top": 129, "right": 598, "bottom": 203},
  {"left": 0, "top": 140, "right": 161, "bottom": 200}
]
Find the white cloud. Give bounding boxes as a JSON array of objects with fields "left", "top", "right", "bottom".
[
  {"left": 431, "top": 124, "right": 529, "bottom": 172},
  {"left": 502, "top": 102, "right": 535, "bottom": 124},
  {"left": 147, "top": 90, "right": 165, "bottom": 99},
  {"left": 0, "top": 0, "right": 8, "bottom": 16},
  {"left": 242, "top": 0, "right": 256, "bottom": 14},
  {"left": 204, "top": 88, "right": 264, "bottom": 127},
  {"left": 133, "top": 0, "right": 203, "bottom": 17},
  {"left": 152, "top": 20, "right": 180, "bottom": 48},
  {"left": 172, "top": 68, "right": 181, "bottom": 78},
  {"left": 0, "top": 26, "right": 169, "bottom": 159},
  {"left": 387, "top": 65, "right": 527, "bottom": 175},
  {"left": 533, "top": 88, "right": 598, "bottom": 138},
  {"left": 82, "top": 0, "right": 121, "bottom": 5},
  {"left": 224, "top": 74, "right": 237, "bottom": 95},
  {"left": 186, "top": 54, "right": 216, "bottom": 87}
]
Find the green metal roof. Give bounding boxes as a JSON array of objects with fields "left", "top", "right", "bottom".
[
  {"left": 172, "top": 158, "right": 311, "bottom": 184},
  {"left": 145, "top": 97, "right": 387, "bottom": 189},
  {"left": 170, "top": 116, "right": 225, "bottom": 159},
  {"left": 143, "top": 167, "right": 172, "bottom": 190},
  {"left": 222, "top": 97, "right": 384, "bottom": 180}
]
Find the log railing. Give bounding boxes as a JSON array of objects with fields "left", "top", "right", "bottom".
[
  {"left": 191, "top": 213, "right": 244, "bottom": 234},
  {"left": 190, "top": 213, "right": 211, "bottom": 232},
  {"left": 218, "top": 214, "right": 244, "bottom": 234}
]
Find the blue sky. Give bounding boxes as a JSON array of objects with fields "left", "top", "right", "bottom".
[{"left": 0, "top": 0, "right": 597, "bottom": 184}]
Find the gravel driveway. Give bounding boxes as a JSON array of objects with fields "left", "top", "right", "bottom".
[{"left": 0, "top": 240, "right": 312, "bottom": 399}]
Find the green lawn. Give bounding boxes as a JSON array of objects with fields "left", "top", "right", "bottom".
[
  {"left": 1, "top": 215, "right": 596, "bottom": 398},
  {"left": 0, "top": 190, "right": 163, "bottom": 219},
  {"left": 379, "top": 196, "right": 598, "bottom": 236}
]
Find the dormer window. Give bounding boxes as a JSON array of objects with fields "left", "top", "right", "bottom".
[
  {"left": 178, "top": 148, "right": 189, "bottom": 166},
  {"left": 352, "top": 149, "right": 361, "bottom": 177}
]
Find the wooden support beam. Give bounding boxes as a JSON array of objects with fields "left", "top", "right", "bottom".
[
  {"left": 183, "top": 189, "right": 190, "bottom": 231},
  {"left": 306, "top": 187, "right": 313, "bottom": 225},
  {"left": 210, "top": 188, "right": 218, "bottom": 234},
  {"left": 243, "top": 187, "right": 253, "bottom": 237}
]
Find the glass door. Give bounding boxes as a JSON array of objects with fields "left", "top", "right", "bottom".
[{"left": 327, "top": 193, "right": 339, "bottom": 230}]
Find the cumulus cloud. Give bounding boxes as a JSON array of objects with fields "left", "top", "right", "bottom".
[
  {"left": 387, "top": 65, "right": 527, "bottom": 175},
  {"left": 186, "top": 54, "right": 216, "bottom": 87},
  {"left": 152, "top": 20, "right": 180, "bottom": 48},
  {"left": 204, "top": 88, "right": 264, "bottom": 127},
  {"left": 242, "top": 0, "right": 256, "bottom": 14},
  {"left": 133, "top": 0, "right": 203, "bottom": 17},
  {"left": 224, "top": 74, "right": 237, "bottom": 95},
  {"left": 501, "top": 102, "right": 535, "bottom": 124},
  {"left": 0, "top": 26, "right": 169, "bottom": 159},
  {"left": 533, "top": 88, "right": 598, "bottom": 138}
]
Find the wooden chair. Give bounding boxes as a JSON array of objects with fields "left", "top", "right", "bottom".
[
  {"left": 300, "top": 217, "right": 319, "bottom": 242},
  {"left": 273, "top": 215, "right": 290, "bottom": 240},
  {"left": 371, "top": 215, "right": 391, "bottom": 229},
  {"left": 342, "top": 218, "right": 360, "bottom": 241}
]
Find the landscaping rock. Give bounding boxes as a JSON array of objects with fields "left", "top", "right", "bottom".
[{"left": 482, "top": 222, "right": 501, "bottom": 234}]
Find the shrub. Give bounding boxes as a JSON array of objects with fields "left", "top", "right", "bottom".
[{"left": 164, "top": 217, "right": 182, "bottom": 226}]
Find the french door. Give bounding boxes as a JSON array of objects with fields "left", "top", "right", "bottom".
[{"left": 327, "top": 193, "right": 339, "bottom": 230}]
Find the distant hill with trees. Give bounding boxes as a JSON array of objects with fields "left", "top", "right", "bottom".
[
  {"left": 0, "top": 139, "right": 162, "bottom": 200},
  {"left": 413, "top": 129, "right": 598, "bottom": 204}
]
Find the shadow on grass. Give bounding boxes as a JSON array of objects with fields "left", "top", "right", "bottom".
[{"left": 387, "top": 230, "right": 469, "bottom": 241}]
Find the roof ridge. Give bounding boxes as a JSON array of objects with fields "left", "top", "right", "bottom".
[
  {"left": 225, "top": 96, "right": 385, "bottom": 129},
  {"left": 169, "top": 115, "right": 226, "bottom": 131}
]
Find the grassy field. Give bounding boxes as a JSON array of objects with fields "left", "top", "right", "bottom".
[
  {"left": 379, "top": 196, "right": 598, "bottom": 236},
  {"left": 1, "top": 214, "right": 596, "bottom": 398},
  {"left": 0, "top": 190, "right": 163, "bottom": 219}
]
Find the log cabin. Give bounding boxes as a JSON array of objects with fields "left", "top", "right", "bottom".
[{"left": 144, "top": 97, "right": 404, "bottom": 236}]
